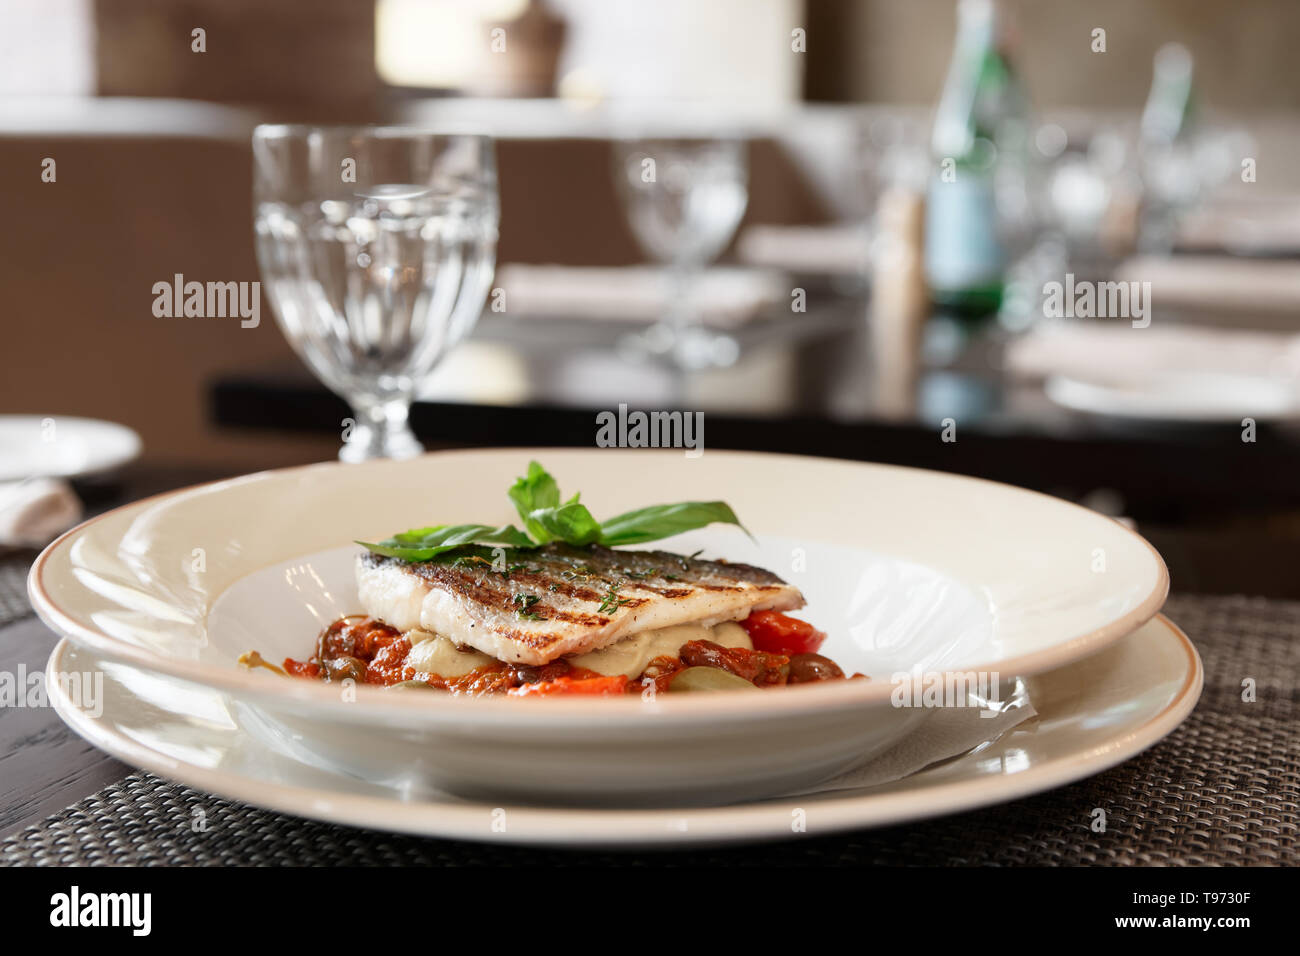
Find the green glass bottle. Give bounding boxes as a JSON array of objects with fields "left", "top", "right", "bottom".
[{"left": 924, "top": 0, "right": 1029, "bottom": 318}]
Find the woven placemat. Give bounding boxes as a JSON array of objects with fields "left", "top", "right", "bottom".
[
  {"left": 3, "top": 593, "right": 1297, "bottom": 865},
  {"left": 0, "top": 554, "right": 34, "bottom": 629}
]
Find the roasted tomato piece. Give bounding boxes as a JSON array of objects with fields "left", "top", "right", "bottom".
[
  {"left": 633, "top": 654, "right": 689, "bottom": 695},
  {"left": 508, "top": 674, "right": 629, "bottom": 697},
  {"left": 364, "top": 637, "right": 413, "bottom": 685},
  {"left": 738, "top": 610, "right": 827, "bottom": 656},
  {"left": 354, "top": 621, "right": 404, "bottom": 659},
  {"left": 439, "top": 664, "right": 516, "bottom": 696},
  {"left": 283, "top": 657, "right": 320, "bottom": 679},
  {"left": 316, "top": 615, "right": 402, "bottom": 663}
]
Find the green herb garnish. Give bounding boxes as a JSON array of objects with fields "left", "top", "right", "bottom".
[
  {"left": 359, "top": 523, "right": 533, "bottom": 562},
  {"left": 512, "top": 593, "right": 544, "bottom": 620},
  {"left": 596, "top": 584, "right": 635, "bottom": 615},
  {"left": 359, "top": 461, "right": 751, "bottom": 562}
]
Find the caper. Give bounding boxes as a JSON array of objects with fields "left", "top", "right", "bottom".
[
  {"left": 321, "top": 656, "right": 366, "bottom": 683},
  {"left": 667, "top": 666, "right": 760, "bottom": 692}
]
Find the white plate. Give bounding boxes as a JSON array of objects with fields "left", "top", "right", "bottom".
[
  {"left": 0, "top": 415, "right": 141, "bottom": 481},
  {"left": 1045, "top": 372, "right": 1300, "bottom": 423},
  {"left": 45, "top": 613, "right": 1201, "bottom": 847},
  {"left": 30, "top": 449, "right": 1169, "bottom": 803}
]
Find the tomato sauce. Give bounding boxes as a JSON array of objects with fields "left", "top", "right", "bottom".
[{"left": 283, "top": 614, "right": 858, "bottom": 697}]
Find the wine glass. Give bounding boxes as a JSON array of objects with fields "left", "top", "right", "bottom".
[
  {"left": 613, "top": 137, "right": 748, "bottom": 369},
  {"left": 253, "top": 126, "right": 498, "bottom": 462}
]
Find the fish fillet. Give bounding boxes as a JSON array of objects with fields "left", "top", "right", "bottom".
[{"left": 356, "top": 542, "right": 803, "bottom": 665}]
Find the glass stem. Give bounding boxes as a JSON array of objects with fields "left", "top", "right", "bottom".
[
  {"left": 341, "top": 396, "right": 423, "bottom": 463},
  {"left": 666, "top": 260, "right": 695, "bottom": 341}
]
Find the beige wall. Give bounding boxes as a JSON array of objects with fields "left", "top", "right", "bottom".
[
  {"left": 0, "top": 134, "right": 337, "bottom": 469},
  {"left": 808, "top": 0, "right": 1300, "bottom": 112},
  {"left": 94, "top": 0, "right": 381, "bottom": 115}
]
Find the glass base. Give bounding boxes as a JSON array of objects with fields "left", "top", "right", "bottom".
[
  {"left": 339, "top": 400, "right": 423, "bottom": 463},
  {"left": 617, "top": 323, "right": 740, "bottom": 370}
]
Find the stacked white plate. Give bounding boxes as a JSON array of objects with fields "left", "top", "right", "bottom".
[{"left": 30, "top": 449, "right": 1199, "bottom": 847}]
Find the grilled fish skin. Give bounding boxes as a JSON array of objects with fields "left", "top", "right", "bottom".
[{"left": 356, "top": 543, "right": 804, "bottom": 665}]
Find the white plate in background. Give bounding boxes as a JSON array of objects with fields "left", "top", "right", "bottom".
[
  {"left": 0, "top": 415, "right": 141, "bottom": 482},
  {"left": 1045, "top": 372, "right": 1300, "bottom": 423}
]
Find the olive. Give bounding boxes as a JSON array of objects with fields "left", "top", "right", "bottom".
[
  {"left": 667, "top": 666, "right": 760, "bottom": 692},
  {"left": 679, "top": 640, "right": 729, "bottom": 670},
  {"left": 321, "top": 656, "right": 366, "bottom": 683},
  {"left": 787, "top": 653, "right": 845, "bottom": 684},
  {"left": 680, "top": 639, "right": 788, "bottom": 686}
]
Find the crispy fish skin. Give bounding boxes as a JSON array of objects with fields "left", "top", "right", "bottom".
[{"left": 356, "top": 543, "right": 804, "bottom": 666}]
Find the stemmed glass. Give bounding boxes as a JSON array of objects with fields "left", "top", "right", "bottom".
[
  {"left": 253, "top": 126, "right": 498, "bottom": 462},
  {"left": 613, "top": 137, "right": 749, "bottom": 369}
]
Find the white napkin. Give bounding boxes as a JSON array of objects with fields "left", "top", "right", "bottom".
[
  {"left": 1005, "top": 322, "right": 1300, "bottom": 383},
  {"left": 0, "top": 478, "right": 82, "bottom": 548},
  {"left": 1114, "top": 255, "right": 1300, "bottom": 313},
  {"left": 787, "top": 690, "right": 1037, "bottom": 796},
  {"left": 491, "top": 264, "right": 788, "bottom": 328},
  {"left": 735, "top": 223, "right": 872, "bottom": 276},
  {"left": 1178, "top": 198, "right": 1300, "bottom": 255}
]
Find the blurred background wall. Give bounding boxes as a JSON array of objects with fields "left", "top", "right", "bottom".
[
  {"left": 93, "top": 0, "right": 381, "bottom": 116},
  {"left": 10, "top": 0, "right": 1296, "bottom": 109},
  {"left": 1, "top": 0, "right": 1297, "bottom": 469},
  {"left": 806, "top": 0, "right": 1300, "bottom": 110}
]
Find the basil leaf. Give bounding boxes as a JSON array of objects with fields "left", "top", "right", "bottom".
[
  {"left": 525, "top": 501, "right": 603, "bottom": 546},
  {"left": 508, "top": 461, "right": 563, "bottom": 543},
  {"left": 361, "top": 461, "right": 753, "bottom": 563},
  {"left": 359, "top": 523, "right": 535, "bottom": 561},
  {"left": 597, "top": 501, "right": 752, "bottom": 547}
]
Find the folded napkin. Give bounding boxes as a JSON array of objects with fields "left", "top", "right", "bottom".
[
  {"left": 1114, "top": 255, "right": 1300, "bottom": 313},
  {"left": 1179, "top": 198, "right": 1300, "bottom": 255},
  {"left": 491, "top": 264, "right": 788, "bottom": 329},
  {"left": 1005, "top": 322, "right": 1300, "bottom": 383},
  {"left": 735, "top": 223, "right": 872, "bottom": 276},
  {"left": 787, "top": 680, "right": 1036, "bottom": 797},
  {"left": 0, "top": 478, "right": 82, "bottom": 548}
]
